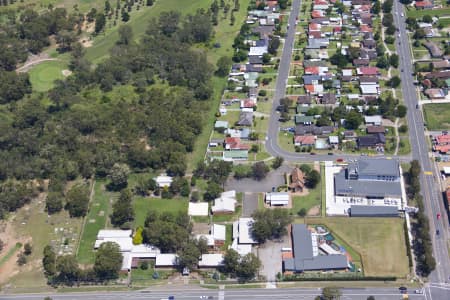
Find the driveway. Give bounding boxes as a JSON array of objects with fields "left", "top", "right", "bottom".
[
  {"left": 242, "top": 193, "right": 258, "bottom": 217},
  {"left": 225, "top": 165, "right": 291, "bottom": 193},
  {"left": 257, "top": 239, "right": 290, "bottom": 282}
]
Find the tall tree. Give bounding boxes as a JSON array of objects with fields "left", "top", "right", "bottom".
[
  {"left": 95, "top": 13, "right": 106, "bottom": 33},
  {"left": 65, "top": 184, "right": 89, "bottom": 218},
  {"left": 94, "top": 242, "right": 123, "bottom": 280}
]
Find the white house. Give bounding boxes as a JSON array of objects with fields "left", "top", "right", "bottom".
[
  {"left": 265, "top": 192, "right": 289, "bottom": 206},
  {"left": 211, "top": 224, "right": 226, "bottom": 242},
  {"left": 329, "top": 136, "right": 339, "bottom": 145},
  {"left": 212, "top": 190, "right": 237, "bottom": 214},
  {"left": 198, "top": 254, "right": 224, "bottom": 268},
  {"left": 233, "top": 218, "right": 258, "bottom": 244},
  {"left": 364, "top": 115, "right": 382, "bottom": 126},
  {"left": 155, "top": 175, "right": 173, "bottom": 188},
  {"left": 188, "top": 202, "right": 209, "bottom": 216},
  {"left": 155, "top": 253, "right": 178, "bottom": 267}
]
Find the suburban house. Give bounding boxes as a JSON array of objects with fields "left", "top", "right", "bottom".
[
  {"left": 424, "top": 41, "right": 443, "bottom": 58},
  {"left": 198, "top": 254, "right": 224, "bottom": 268},
  {"left": 364, "top": 115, "right": 382, "bottom": 126},
  {"left": 233, "top": 218, "right": 258, "bottom": 244},
  {"left": 289, "top": 167, "right": 305, "bottom": 192},
  {"left": 214, "top": 120, "right": 229, "bottom": 130},
  {"left": 366, "top": 125, "right": 385, "bottom": 134},
  {"left": 265, "top": 192, "right": 290, "bottom": 206},
  {"left": 294, "top": 135, "right": 316, "bottom": 147},
  {"left": 295, "top": 115, "right": 315, "bottom": 125},
  {"left": 357, "top": 133, "right": 386, "bottom": 149},
  {"left": 415, "top": 1, "right": 434, "bottom": 9},
  {"left": 356, "top": 67, "right": 380, "bottom": 76},
  {"left": 224, "top": 137, "right": 250, "bottom": 150},
  {"left": 211, "top": 224, "right": 226, "bottom": 247},
  {"left": 424, "top": 88, "right": 446, "bottom": 99},
  {"left": 155, "top": 175, "right": 173, "bottom": 188},
  {"left": 212, "top": 190, "right": 237, "bottom": 214},
  {"left": 298, "top": 94, "right": 313, "bottom": 104},
  {"left": 237, "top": 111, "right": 253, "bottom": 126},
  {"left": 188, "top": 202, "right": 209, "bottom": 216},
  {"left": 283, "top": 224, "right": 348, "bottom": 273}
]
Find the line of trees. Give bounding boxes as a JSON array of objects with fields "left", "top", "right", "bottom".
[
  {"left": 407, "top": 160, "right": 436, "bottom": 277},
  {"left": 222, "top": 249, "right": 261, "bottom": 282}
]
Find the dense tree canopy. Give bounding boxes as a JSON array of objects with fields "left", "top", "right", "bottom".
[
  {"left": 93, "top": 242, "right": 123, "bottom": 280},
  {"left": 251, "top": 209, "right": 293, "bottom": 243},
  {"left": 0, "top": 11, "right": 216, "bottom": 206}
]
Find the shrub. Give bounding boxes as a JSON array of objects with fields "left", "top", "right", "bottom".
[{"left": 140, "top": 261, "right": 149, "bottom": 270}]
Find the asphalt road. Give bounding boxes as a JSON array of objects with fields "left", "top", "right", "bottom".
[
  {"left": 393, "top": 0, "right": 450, "bottom": 292},
  {"left": 1, "top": 287, "right": 446, "bottom": 300}
]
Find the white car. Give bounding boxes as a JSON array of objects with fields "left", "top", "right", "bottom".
[
  {"left": 414, "top": 289, "right": 423, "bottom": 294},
  {"left": 401, "top": 13, "right": 404, "bottom": 17}
]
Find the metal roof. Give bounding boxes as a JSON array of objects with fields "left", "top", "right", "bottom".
[
  {"left": 334, "top": 169, "right": 402, "bottom": 198},
  {"left": 284, "top": 224, "right": 348, "bottom": 272},
  {"left": 349, "top": 205, "right": 398, "bottom": 217}
]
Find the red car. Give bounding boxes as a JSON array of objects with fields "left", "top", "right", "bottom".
[{"left": 437, "top": 213, "right": 441, "bottom": 220}]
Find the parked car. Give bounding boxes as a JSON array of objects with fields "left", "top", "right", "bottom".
[
  {"left": 310, "top": 152, "right": 316, "bottom": 155},
  {"left": 436, "top": 229, "right": 440, "bottom": 235},
  {"left": 437, "top": 213, "right": 441, "bottom": 220}
]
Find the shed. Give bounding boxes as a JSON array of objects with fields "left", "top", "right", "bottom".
[
  {"left": 215, "top": 120, "right": 229, "bottom": 129},
  {"left": 349, "top": 205, "right": 398, "bottom": 217},
  {"left": 155, "top": 175, "right": 173, "bottom": 188},
  {"left": 265, "top": 192, "right": 289, "bottom": 206}
]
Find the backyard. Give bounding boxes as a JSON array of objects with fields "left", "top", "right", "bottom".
[
  {"left": 133, "top": 197, "right": 188, "bottom": 227},
  {"left": 423, "top": 103, "right": 450, "bottom": 130},
  {"left": 307, "top": 217, "right": 409, "bottom": 277}
]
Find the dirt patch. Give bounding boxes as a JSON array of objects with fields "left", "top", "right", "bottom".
[
  {"left": 81, "top": 39, "right": 93, "bottom": 48},
  {"left": 62, "top": 69, "right": 72, "bottom": 77},
  {"left": 0, "top": 221, "right": 27, "bottom": 284},
  {"left": 307, "top": 205, "right": 320, "bottom": 216}
]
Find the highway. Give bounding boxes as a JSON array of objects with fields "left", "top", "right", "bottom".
[
  {"left": 392, "top": 0, "right": 450, "bottom": 292},
  {"left": 0, "top": 287, "right": 444, "bottom": 300}
]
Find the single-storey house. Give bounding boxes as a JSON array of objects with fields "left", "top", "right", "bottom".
[
  {"left": 237, "top": 111, "right": 253, "bottom": 126},
  {"left": 223, "top": 150, "right": 248, "bottom": 161},
  {"left": 415, "top": 1, "right": 433, "bottom": 9},
  {"left": 198, "top": 254, "right": 224, "bottom": 268},
  {"left": 295, "top": 115, "right": 315, "bottom": 125},
  {"left": 364, "top": 115, "right": 382, "bottom": 126},
  {"left": 424, "top": 41, "right": 443, "bottom": 58},
  {"left": 188, "top": 202, "right": 209, "bottom": 216},
  {"left": 366, "top": 126, "right": 385, "bottom": 134},
  {"left": 265, "top": 192, "right": 289, "bottom": 206},
  {"left": 212, "top": 190, "right": 237, "bottom": 214},
  {"left": 155, "top": 175, "right": 173, "bottom": 188},
  {"left": 357, "top": 133, "right": 386, "bottom": 148},
  {"left": 298, "top": 95, "right": 313, "bottom": 104},
  {"left": 289, "top": 167, "right": 305, "bottom": 192},
  {"left": 425, "top": 88, "right": 446, "bottom": 99},
  {"left": 294, "top": 135, "right": 316, "bottom": 146},
  {"left": 233, "top": 218, "right": 258, "bottom": 244},
  {"left": 215, "top": 120, "right": 229, "bottom": 130},
  {"left": 321, "top": 93, "right": 336, "bottom": 104}
]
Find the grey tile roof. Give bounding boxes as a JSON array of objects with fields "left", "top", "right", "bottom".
[{"left": 349, "top": 205, "right": 398, "bottom": 217}]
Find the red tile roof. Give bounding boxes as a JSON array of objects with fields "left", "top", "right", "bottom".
[
  {"left": 305, "top": 66, "right": 319, "bottom": 74},
  {"left": 311, "top": 10, "right": 324, "bottom": 18},
  {"left": 435, "top": 135, "right": 450, "bottom": 145},
  {"left": 309, "top": 23, "right": 320, "bottom": 31},
  {"left": 415, "top": 1, "right": 433, "bottom": 8},
  {"left": 225, "top": 137, "right": 250, "bottom": 150},
  {"left": 304, "top": 84, "right": 315, "bottom": 93},
  {"left": 294, "top": 135, "right": 316, "bottom": 145},
  {"left": 434, "top": 145, "right": 450, "bottom": 153},
  {"left": 360, "top": 25, "right": 372, "bottom": 33},
  {"left": 358, "top": 67, "right": 379, "bottom": 75}
]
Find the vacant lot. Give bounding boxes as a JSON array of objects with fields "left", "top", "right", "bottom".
[
  {"left": 424, "top": 103, "right": 450, "bottom": 130},
  {"left": 28, "top": 60, "right": 67, "bottom": 92},
  {"left": 133, "top": 197, "right": 188, "bottom": 227},
  {"left": 307, "top": 218, "right": 409, "bottom": 277}
]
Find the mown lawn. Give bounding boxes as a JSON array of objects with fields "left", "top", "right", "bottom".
[
  {"left": 423, "top": 103, "right": 450, "bottom": 130},
  {"left": 306, "top": 218, "right": 409, "bottom": 277},
  {"left": 28, "top": 60, "right": 67, "bottom": 92},
  {"left": 133, "top": 197, "right": 188, "bottom": 227},
  {"left": 291, "top": 186, "right": 321, "bottom": 216},
  {"left": 77, "top": 180, "right": 113, "bottom": 264},
  {"left": 406, "top": 7, "right": 450, "bottom": 18}
]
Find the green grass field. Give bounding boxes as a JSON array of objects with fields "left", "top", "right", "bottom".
[
  {"left": 28, "top": 60, "right": 68, "bottom": 92},
  {"left": 291, "top": 186, "right": 321, "bottom": 216},
  {"left": 307, "top": 218, "right": 409, "bottom": 277},
  {"left": 423, "top": 103, "right": 450, "bottom": 130},
  {"left": 406, "top": 7, "right": 450, "bottom": 18},
  {"left": 133, "top": 197, "right": 188, "bottom": 227},
  {"left": 77, "top": 180, "right": 113, "bottom": 264}
]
